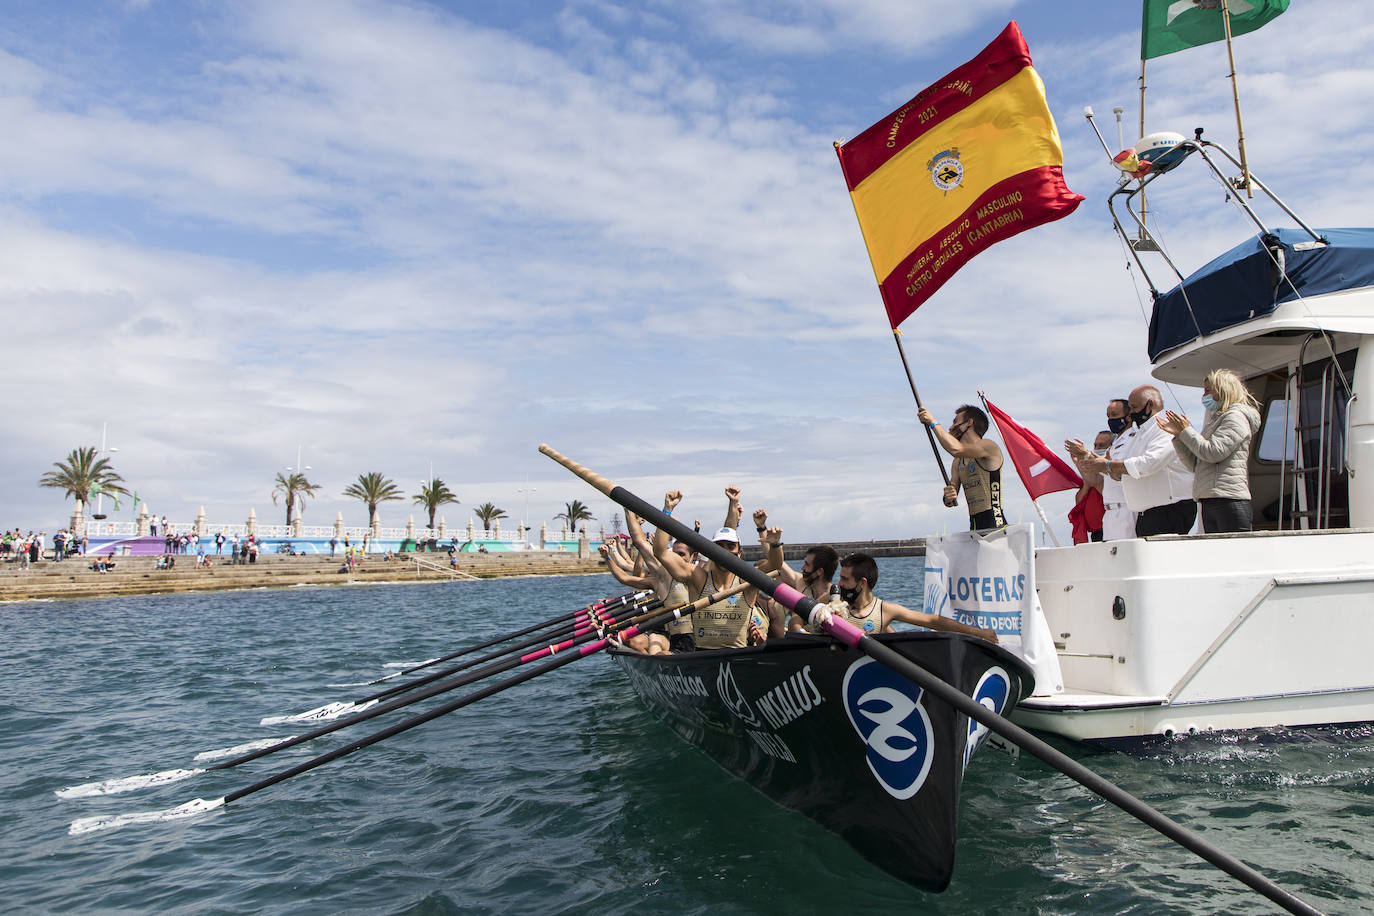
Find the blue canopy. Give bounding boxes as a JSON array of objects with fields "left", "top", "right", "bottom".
[{"left": 1147, "top": 227, "right": 1374, "bottom": 361}]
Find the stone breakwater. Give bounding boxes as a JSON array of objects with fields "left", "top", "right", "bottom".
[{"left": 0, "top": 552, "right": 607, "bottom": 602}]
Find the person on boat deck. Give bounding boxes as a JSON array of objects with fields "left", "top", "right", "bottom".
[
  {"left": 1070, "top": 385, "right": 1195, "bottom": 537},
  {"left": 806, "top": 553, "right": 998, "bottom": 644},
  {"left": 917, "top": 404, "right": 1006, "bottom": 531},
  {"left": 653, "top": 489, "right": 783, "bottom": 650},
  {"left": 1068, "top": 429, "right": 1114, "bottom": 543},
  {"left": 1157, "top": 368, "right": 1262, "bottom": 534}
]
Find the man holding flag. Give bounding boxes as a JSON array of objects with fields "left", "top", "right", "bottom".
[{"left": 917, "top": 404, "right": 1005, "bottom": 531}]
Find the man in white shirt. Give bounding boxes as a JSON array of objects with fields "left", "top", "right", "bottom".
[{"left": 1071, "top": 385, "right": 1195, "bottom": 536}]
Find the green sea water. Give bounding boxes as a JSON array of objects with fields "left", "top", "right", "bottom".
[{"left": 3, "top": 558, "right": 1370, "bottom": 914}]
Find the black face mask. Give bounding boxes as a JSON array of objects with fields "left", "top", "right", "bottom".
[
  {"left": 1131, "top": 405, "right": 1153, "bottom": 427},
  {"left": 839, "top": 585, "right": 860, "bottom": 605},
  {"left": 1107, "top": 416, "right": 1129, "bottom": 435}
]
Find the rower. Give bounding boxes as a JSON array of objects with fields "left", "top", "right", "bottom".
[
  {"left": 808, "top": 552, "right": 999, "bottom": 643},
  {"left": 654, "top": 488, "right": 783, "bottom": 649},
  {"left": 752, "top": 510, "right": 837, "bottom": 634}
]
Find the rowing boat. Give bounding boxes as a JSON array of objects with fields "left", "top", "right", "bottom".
[{"left": 611, "top": 631, "right": 1034, "bottom": 891}]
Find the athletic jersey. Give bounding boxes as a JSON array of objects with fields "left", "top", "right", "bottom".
[
  {"left": 807, "top": 596, "right": 887, "bottom": 635},
  {"left": 662, "top": 580, "right": 693, "bottom": 637},
  {"left": 692, "top": 571, "right": 752, "bottom": 650},
  {"left": 957, "top": 454, "right": 1006, "bottom": 526}
]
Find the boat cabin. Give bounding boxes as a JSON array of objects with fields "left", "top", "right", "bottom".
[{"left": 1014, "top": 137, "right": 1374, "bottom": 742}]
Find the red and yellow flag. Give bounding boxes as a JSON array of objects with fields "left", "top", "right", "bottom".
[{"left": 836, "top": 22, "right": 1083, "bottom": 328}]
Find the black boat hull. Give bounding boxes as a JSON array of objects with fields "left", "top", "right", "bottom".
[{"left": 612, "top": 632, "right": 1034, "bottom": 891}]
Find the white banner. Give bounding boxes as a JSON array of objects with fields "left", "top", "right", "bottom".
[{"left": 922, "top": 523, "right": 1063, "bottom": 696}]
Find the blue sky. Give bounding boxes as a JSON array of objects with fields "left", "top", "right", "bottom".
[{"left": 3, "top": 0, "right": 1371, "bottom": 542}]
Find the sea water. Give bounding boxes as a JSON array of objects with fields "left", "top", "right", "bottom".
[{"left": 3, "top": 558, "right": 1370, "bottom": 914}]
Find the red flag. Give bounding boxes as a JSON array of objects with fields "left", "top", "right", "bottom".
[
  {"left": 983, "top": 397, "right": 1081, "bottom": 500},
  {"left": 836, "top": 22, "right": 1083, "bottom": 328}
]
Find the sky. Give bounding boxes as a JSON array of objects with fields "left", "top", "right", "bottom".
[{"left": 3, "top": 0, "right": 1372, "bottom": 543}]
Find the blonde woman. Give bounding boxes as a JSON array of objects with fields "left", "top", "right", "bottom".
[{"left": 1157, "top": 369, "right": 1262, "bottom": 533}]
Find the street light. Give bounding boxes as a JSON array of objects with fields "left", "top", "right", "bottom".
[
  {"left": 92, "top": 422, "right": 119, "bottom": 523},
  {"left": 516, "top": 477, "right": 536, "bottom": 544},
  {"left": 285, "top": 444, "right": 311, "bottom": 474}
]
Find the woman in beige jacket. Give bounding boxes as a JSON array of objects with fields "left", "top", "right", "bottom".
[{"left": 1158, "top": 368, "right": 1262, "bottom": 533}]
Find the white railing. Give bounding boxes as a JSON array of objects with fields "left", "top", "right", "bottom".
[{"left": 79, "top": 521, "right": 575, "bottom": 543}]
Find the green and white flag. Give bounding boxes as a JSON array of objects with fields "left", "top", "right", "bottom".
[{"left": 1141, "top": 0, "right": 1289, "bottom": 59}]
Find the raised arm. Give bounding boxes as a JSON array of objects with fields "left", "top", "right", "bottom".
[
  {"left": 883, "top": 600, "right": 998, "bottom": 643},
  {"left": 755, "top": 509, "right": 801, "bottom": 587},
  {"left": 724, "top": 486, "right": 742, "bottom": 530},
  {"left": 651, "top": 490, "right": 699, "bottom": 583},
  {"left": 598, "top": 543, "right": 654, "bottom": 590}
]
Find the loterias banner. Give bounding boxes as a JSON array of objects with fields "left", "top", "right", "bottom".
[{"left": 836, "top": 21, "right": 1083, "bottom": 329}]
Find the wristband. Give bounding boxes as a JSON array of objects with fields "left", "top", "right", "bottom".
[
  {"left": 663, "top": 509, "right": 672, "bottom": 517},
  {"left": 755, "top": 526, "right": 766, "bottom": 533}
]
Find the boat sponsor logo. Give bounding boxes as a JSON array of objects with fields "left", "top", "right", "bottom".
[
  {"left": 746, "top": 729, "right": 798, "bottom": 763},
  {"left": 641, "top": 669, "right": 709, "bottom": 703},
  {"left": 963, "top": 666, "right": 1011, "bottom": 772},
  {"left": 716, "top": 664, "right": 762, "bottom": 728},
  {"left": 842, "top": 658, "right": 933, "bottom": 800},
  {"left": 927, "top": 147, "right": 964, "bottom": 192},
  {"left": 754, "top": 665, "right": 824, "bottom": 731}
]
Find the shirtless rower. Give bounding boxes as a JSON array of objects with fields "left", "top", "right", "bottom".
[
  {"left": 653, "top": 488, "right": 783, "bottom": 650},
  {"left": 807, "top": 552, "right": 998, "bottom": 643}
]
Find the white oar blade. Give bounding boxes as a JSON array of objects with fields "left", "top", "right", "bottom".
[
  {"left": 193, "top": 737, "right": 298, "bottom": 763},
  {"left": 259, "top": 699, "right": 377, "bottom": 726},
  {"left": 56, "top": 767, "right": 205, "bottom": 799},
  {"left": 69, "top": 797, "right": 225, "bottom": 836}
]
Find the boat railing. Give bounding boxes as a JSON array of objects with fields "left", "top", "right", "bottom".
[{"left": 1106, "top": 132, "right": 1324, "bottom": 303}]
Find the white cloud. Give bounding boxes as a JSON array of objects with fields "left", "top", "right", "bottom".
[{"left": 2, "top": 0, "right": 1372, "bottom": 544}]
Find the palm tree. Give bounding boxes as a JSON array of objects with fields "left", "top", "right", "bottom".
[
  {"left": 38, "top": 446, "right": 130, "bottom": 510},
  {"left": 342, "top": 472, "right": 405, "bottom": 527},
  {"left": 473, "top": 502, "right": 507, "bottom": 532},
  {"left": 272, "top": 471, "right": 322, "bottom": 527},
  {"left": 414, "top": 478, "right": 459, "bottom": 529},
  {"left": 555, "top": 499, "right": 595, "bottom": 533}
]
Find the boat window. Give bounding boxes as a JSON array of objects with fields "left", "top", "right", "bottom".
[{"left": 1255, "top": 397, "right": 1295, "bottom": 463}]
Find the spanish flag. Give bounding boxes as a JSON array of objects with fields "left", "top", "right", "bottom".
[{"left": 836, "top": 22, "right": 1082, "bottom": 329}]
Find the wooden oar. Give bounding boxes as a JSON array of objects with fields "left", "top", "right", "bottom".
[
  {"left": 67, "top": 585, "right": 747, "bottom": 835},
  {"left": 264, "top": 591, "right": 659, "bottom": 724},
  {"left": 364, "top": 590, "right": 649, "bottom": 684},
  {"left": 537, "top": 444, "right": 1323, "bottom": 916}
]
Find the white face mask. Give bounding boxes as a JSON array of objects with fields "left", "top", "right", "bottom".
[{"left": 1093, "top": 447, "right": 1108, "bottom": 456}]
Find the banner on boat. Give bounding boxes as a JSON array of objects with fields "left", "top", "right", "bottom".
[
  {"left": 835, "top": 21, "right": 1082, "bottom": 328},
  {"left": 923, "top": 523, "right": 1063, "bottom": 695}
]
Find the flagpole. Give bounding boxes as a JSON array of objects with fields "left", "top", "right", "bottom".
[
  {"left": 834, "top": 138, "right": 951, "bottom": 489},
  {"left": 1031, "top": 499, "right": 1062, "bottom": 548},
  {"left": 975, "top": 391, "right": 1065, "bottom": 547},
  {"left": 1136, "top": 59, "right": 1151, "bottom": 246},
  {"left": 893, "top": 329, "right": 951, "bottom": 486},
  {"left": 1221, "top": 0, "right": 1254, "bottom": 197}
]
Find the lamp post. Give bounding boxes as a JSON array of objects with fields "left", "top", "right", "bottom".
[
  {"left": 92, "top": 422, "right": 119, "bottom": 528},
  {"left": 285, "top": 446, "right": 311, "bottom": 530},
  {"left": 516, "top": 477, "right": 536, "bottom": 544}
]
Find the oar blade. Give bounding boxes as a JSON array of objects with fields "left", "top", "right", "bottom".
[
  {"left": 56, "top": 767, "right": 205, "bottom": 799},
  {"left": 68, "top": 797, "right": 225, "bottom": 836}
]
